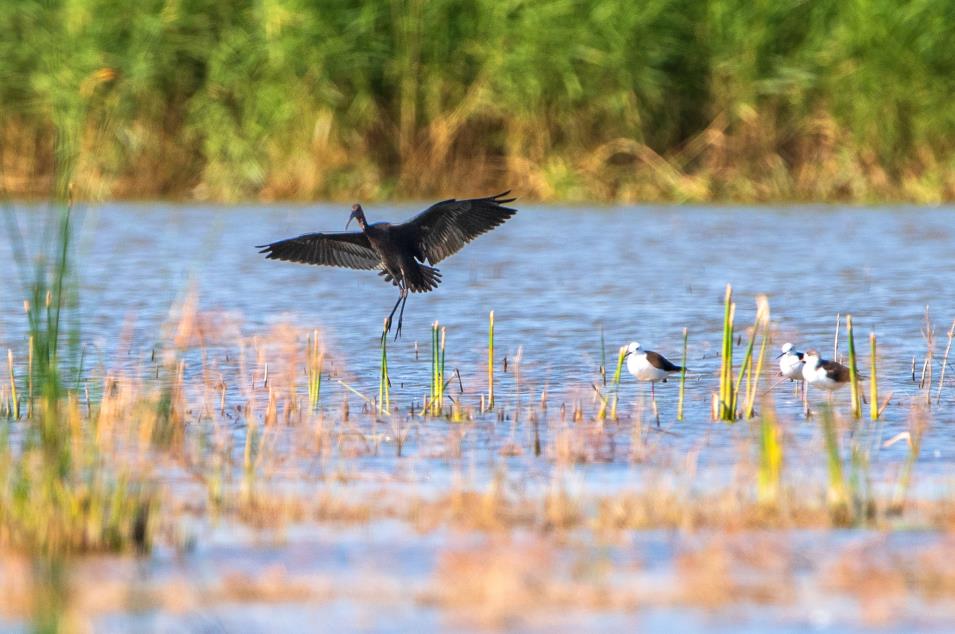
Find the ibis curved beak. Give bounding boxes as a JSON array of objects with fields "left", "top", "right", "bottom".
[
  {"left": 346, "top": 211, "right": 357, "bottom": 230},
  {"left": 775, "top": 351, "right": 786, "bottom": 359}
]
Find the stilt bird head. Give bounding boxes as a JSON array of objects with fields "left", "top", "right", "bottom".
[{"left": 623, "top": 342, "right": 642, "bottom": 359}]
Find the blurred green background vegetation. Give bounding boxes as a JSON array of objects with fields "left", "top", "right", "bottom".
[{"left": 0, "top": 0, "right": 952, "bottom": 202}]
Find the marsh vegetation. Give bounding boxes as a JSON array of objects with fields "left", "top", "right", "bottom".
[{"left": 2, "top": 201, "right": 955, "bottom": 630}]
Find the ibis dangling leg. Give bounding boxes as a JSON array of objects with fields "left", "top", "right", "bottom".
[
  {"left": 384, "top": 289, "right": 404, "bottom": 339},
  {"left": 382, "top": 286, "right": 410, "bottom": 342},
  {"left": 394, "top": 291, "right": 409, "bottom": 342}
]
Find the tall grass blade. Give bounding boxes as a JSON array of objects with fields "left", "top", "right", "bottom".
[
  {"left": 757, "top": 400, "right": 783, "bottom": 506},
  {"left": 745, "top": 297, "right": 770, "bottom": 419},
  {"left": 936, "top": 319, "right": 955, "bottom": 405},
  {"left": 608, "top": 345, "right": 627, "bottom": 421},
  {"left": 718, "top": 285, "right": 735, "bottom": 421},
  {"left": 870, "top": 332, "right": 880, "bottom": 420},
  {"left": 487, "top": 310, "right": 494, "bottom": 412},
  {"left": 847, "top": 315, "right": 861, "bottom": 419},
  {"left": 821, "top": 406, "right": 850, "bottom": 524},
  {"left": 6, "top": 350, "right": 17, "bottom": 420}
]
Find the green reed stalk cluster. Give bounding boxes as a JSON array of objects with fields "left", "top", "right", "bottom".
[
  {"left": 1, "top": 201, "right": 154, "bottom": 554},
  {"left": 307, "top": 330, "right": 323, "bottom": 413},
  {"left": 733, "top": 296, "right": 770, "bottom": 420}
]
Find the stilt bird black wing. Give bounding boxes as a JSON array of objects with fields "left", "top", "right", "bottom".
[
  {"left": 256, "top": 232, "right": 381, "bottom": 270},
  {"left": 646, "top": 351, "right": 683, "bottom": 372},
  {"left": 821, "top": 359, "right": 851, "bottom": 383},
  {"left": 401, "top": 191, "right": 517, "bottom": 264}
]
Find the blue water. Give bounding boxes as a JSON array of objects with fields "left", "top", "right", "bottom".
[{"left": 2, "top": 202, "right": 955, "bottom": 631}]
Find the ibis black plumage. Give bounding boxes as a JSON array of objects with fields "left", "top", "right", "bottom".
[{"left": 257, "top": 192, "right": 517, "bottom": 339}]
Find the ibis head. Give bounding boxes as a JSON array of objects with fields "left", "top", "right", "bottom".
[{"left": 346, "top": 204, "right": 366, "bottom": 230}]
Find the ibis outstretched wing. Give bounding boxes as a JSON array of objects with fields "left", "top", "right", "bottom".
[
  {"left": 401, "top": 191, "right": 517, "bottom": 264},
  {"left": 257, "top": 232, "right": 381, "bottom": 270}
]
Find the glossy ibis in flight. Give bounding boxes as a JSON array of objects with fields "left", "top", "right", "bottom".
[{"left": 257, "top": 192, "right": 517, "bottom": 339}]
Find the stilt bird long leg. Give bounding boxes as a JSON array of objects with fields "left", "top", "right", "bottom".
[{"left": 394, "top": 288, "right": 409, "bottom": 341}]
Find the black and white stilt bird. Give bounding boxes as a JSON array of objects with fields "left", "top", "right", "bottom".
[
  {"left": 623, "top": 341, "right": 684, "bottom": 401},
  {"left": 777, "top": 342, "right": 805, "bottom": 381},
  {"left": 257, "top": 192, "right": 517, "bottom": 339},
  {"left": 801, "top": 349, "right": 851, "bottom": 391}
]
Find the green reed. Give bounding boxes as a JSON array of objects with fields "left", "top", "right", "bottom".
[
  {"left": 595, "top": 384, "right": 609, "bottom": 422},
  {"left": 609, "top": 345, "right": 627, "bottom": 421},
  {"left": 847, "top": 315, "right": 861, "bottom": 419},
  {"left": 870, "top": 332, "right": 880, "bottom": 420},
  {"left": 731, "top": 296, "right": 768, "bottom": 420},
  {"left": 440, "top": 327, "right": 447, "bottom": 413},
  {"left": 738, "top": 297, "right": 769, "bottom": 419},
  {"left": 6, "top": 349, "right": 17, "bottom": 420},
  {"left": 1, "top": 200, "right": 155, "bottom": 554},
  {"left": 429, "top": 321, "right": 446, "bottom": 416},
  {"left": 379, "top": 320, "right": 391, "bottom": 416},
  {"left": 677, "top": 328, "right": 688, "bottom": 421},
  {"left": 891, "top": 412, "right": 926, "bottom": 513},
  {"left": 820, "top": 406, "right": 850, "bottom": 523},
  {"left": 757, "top": 400, "right": 783, "bottom": 506},
  {"left": 718, "top": 284, "right": 735, "bottom": 421},
  {"left": 599, "top": 325, "right": 607, "bottom": 387},
  {"left": 936, "top": 320, "right": 955, "bottom": 405},
  {"left": 487, "top": 310, "right": 494, "bottom": 412}
]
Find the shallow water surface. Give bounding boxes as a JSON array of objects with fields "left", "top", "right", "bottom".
[{"left": 2, "top": 202, "right": 955, "bottom": 631}]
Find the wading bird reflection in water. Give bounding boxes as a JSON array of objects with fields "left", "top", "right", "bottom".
[{"left": 257, "top": 192, "right": 517, "bottom": 339}]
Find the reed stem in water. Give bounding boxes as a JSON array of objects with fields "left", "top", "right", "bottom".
[
  {"left": 307, "top": 330, "right": 323, "bottom": 412},
  {"left": 757, "top": 399, "right": 782, "bottom": 505},
  {"left": 6, "top": 349, "right": 17, "bottom": 420},
  {"left": 847, "top": 315, "right": 860, "bottom": 419},
  {"left": 719, "top": 285, "right": 735, "bottom": 421},
  {"left": 379, "top": 319, "right": 390, "bottom": 416},
  {"left": 608, "top": 345, "right": 627, "bottom": 420},
  {"left": 677, "top": 328, "right": 688, "bottom": 421},
  {"left": 870, "top": 332, "right": 880, "bottom": 420},
  {"left": 745, "top": 297, "right": 770, "bottom": 419},
  {"left": 487, "top": 310, "right": 495, "bottom": 411},
  {"left": 936, "top": 319, "right": 955, "bottom": 405}
]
